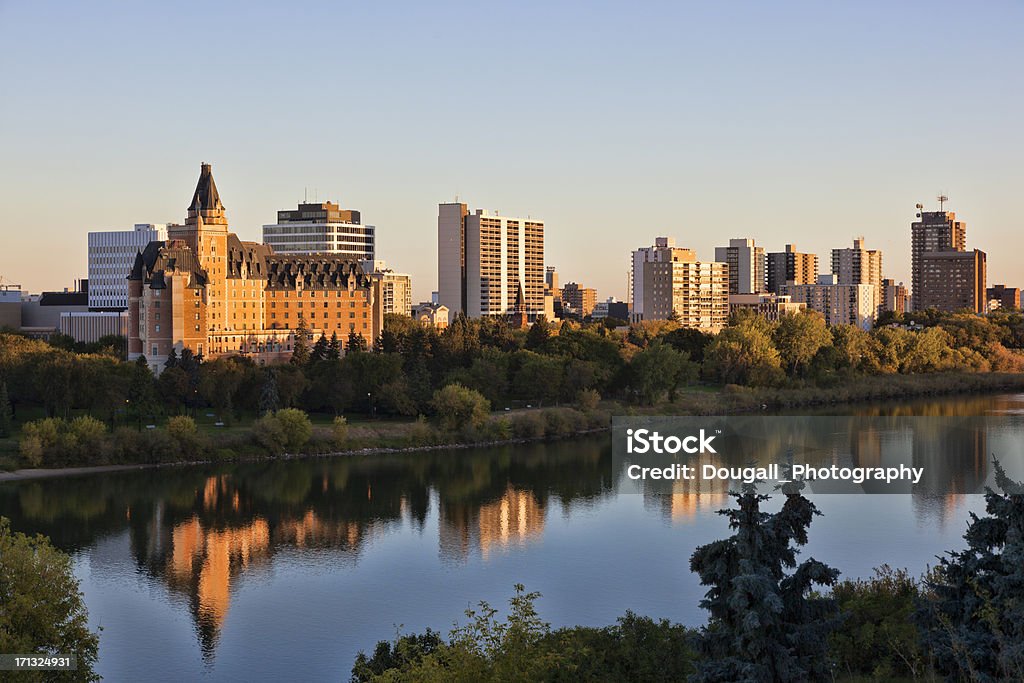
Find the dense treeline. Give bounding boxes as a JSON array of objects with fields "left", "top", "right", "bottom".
[
  {"left": 2, "top": 308, "right": 1024, "bottom": 467},
  {"left": 351, "top": 465, "right": 1024, "bottom": 682},
  {"left": 6, "top": 308, "right": 1024, "bottom": 418}
]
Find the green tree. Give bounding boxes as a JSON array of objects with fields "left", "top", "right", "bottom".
[
  {"left": 831, "top": 566, "right": 927, "bottom": 680},
  {"left": 917, "top": 460, "right": 1024, "bottom": 681},
  {"left": 258, "top": 370, "right": 281, "bottom": 416},
  {"left": 327, "top": 332, "right": 342, "bottom": 360},
  {"left": 0, "top": 518, "right": 100, "bottom": 682},
  {"left": 0, "top": 380, "right": 12, "bottom": 437},
  {"left": 291, "top": 316, "right": 311, "bottom": 365},
  {"left": 773, "top": 310, "right": 832, "bottom": 377},
  {"left": 310, "top": 333, "right": 329, "bottom": 363},
  {"left": 703, "top": 315, "right": 784, "bottom": 386},
  {"left": 524, "top": 316, "right": 550, "bottom": 351},
  {"left": 346, "top": 331, "right": 368, "bottom": 354},
  {"left": 431, "top": 383, "right": 490, "bottom": 433},
  {"left": 628, "top": 339, "right": 699, "bottom": 405},
  {"left": 689, "top": 483, "right": 840, "bottom": 682}
]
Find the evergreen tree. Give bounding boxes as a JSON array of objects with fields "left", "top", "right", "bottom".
[
  {"left": 327, "top": 332, "right": 341, "bottom": 360},
  {"left": 917, "top": 460, "right": 1024, "bottom": 681},
  {"left": 310, "top": 333, "right": 329, "bottom": 364},
  {"left": 689, "top": 482, "right": 840, "bottom": 682},
  {"left": 258, "top": 370, "right": 281, "bottom": 416},
  {"left": 164, "top": 347, "right": 179, "bottom": 370},
  {"left": 346, "top": 331, "right": 368, "bottom": 354},
  {"left": 127, "top": 357, "right": 157, "bottom": 428},
  {"left": 291, "top": 317, "right": 311, "bottom": 365},
  {"left": 525, "top": 316, "right": 550, "bottom": 351},
  {"left": 0, "top": 381, "right": 12, "bottom": 438}
]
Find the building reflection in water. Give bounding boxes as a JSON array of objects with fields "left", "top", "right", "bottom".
[{"left": 439, "top": 485, "right": 546, "bottom": 562}]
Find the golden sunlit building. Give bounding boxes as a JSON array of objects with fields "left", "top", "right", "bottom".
[{"left": 128, "top": 163, "right": 383, "bottom": 371}]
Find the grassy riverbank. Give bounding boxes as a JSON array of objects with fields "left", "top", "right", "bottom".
[{"left": 2, "top": 371, "right": 1023, "bottom": 477}]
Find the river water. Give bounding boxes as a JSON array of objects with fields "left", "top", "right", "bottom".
[{"left": 2, "top": 393, "right": 1023, "bottom": 681}]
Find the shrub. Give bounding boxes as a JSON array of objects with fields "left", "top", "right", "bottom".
[
  {"left": 511, "top": 411, "right": 546, "bottom": 439},
  {"left": 830, "top": 566, "right": 927, "bottom": 679},
  {"left": 431, "top": 383, "right": 490, "bottom": 433},
  {"left": 276, "top": 408, "right": 313, "bottom": 450},
  {"left": 166, "top": 415, "right": 197, "bottom": 439},
  {"left": 407, "top": 415, "right": 438, "bottom": 447},
  {"left": 576, "top": 388, "right": 601, "bottom": 411},
  {"left": 332, "top": 415, "right": 349, "bottom": 447},
  {"left": 252, "top": 413, "right": 287, "bottom": 455}
]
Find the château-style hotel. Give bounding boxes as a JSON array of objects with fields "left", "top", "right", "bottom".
[{"left": 128, "top": 163, "right": 383, "bottom": 372}]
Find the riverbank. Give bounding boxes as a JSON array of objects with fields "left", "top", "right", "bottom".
[{"left": 3, "top": 371, "right": 1023, "bottom": 482}]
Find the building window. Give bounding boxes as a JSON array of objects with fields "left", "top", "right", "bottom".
[
  {"left": 155, "top": 324, "right": 160, "bottom": 332},
  {"left": 151, "top": 345, "right": 158, "bottom": 356}
]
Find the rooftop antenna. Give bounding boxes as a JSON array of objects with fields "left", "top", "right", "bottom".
[
  {"left": 915, "top": 202, "right": 924, "bottom": 218},
  {"left": 937, "top": 193, "right": 949, "bottom": 211},
  {"left": 304, "top": 187, "right": 308, "bottom": 203}
]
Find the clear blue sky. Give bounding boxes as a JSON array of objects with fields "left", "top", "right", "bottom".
[{"left": 1, "top": 1, "right": 1021, "bottom": 301}]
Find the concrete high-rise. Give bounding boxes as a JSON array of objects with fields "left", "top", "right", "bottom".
[
  {"left": 641, "top": 247, "right": 729, "bottom": 331},
  {"left": 782, "top": 275, "right": 876, "bottom": 330},
  {"left": 766, "top": 245, "right": 818, "bottom": 295},
  {"left": 882, "top": 279, "right": 908, "bottom": 315},
  {"left": 832, "top": 237, "right": 883, "bottom": 315},
  {"left": 561, "top": 282, "right": 597, "bottom": 318},
  {"left": 88, "top": 223, "right": 169, "bottom": 310},
  {"left": 437, "top": 203, "right": 545, "bottom": 320},
  {"left": 361, "top": 260, "right": 413, "bottom": 316},
  {"left": 987, "top": 284, "right": 1021, "bottom": 311},
  {"left": 919, "top": 249, "right": 987, "bottom": 314},
  {"left": 263, "top": 201, "right": 375, "bottom": 260},
  {"left": 631, "top": 237, "right": 688, "bottom": 321},
  {"left": 911, "top": 210, "right": 966, "bottom": 306},
  {"left": 715, "top": 238, "right": 765, "bottom": 294}
]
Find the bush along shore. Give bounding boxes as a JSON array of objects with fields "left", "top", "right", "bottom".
[
  {"left": 347, "top": 464, "right": 1024, "bottom": 682},
  {"left": 4, "top": 370, "right": 1024, "bottom": 475}
]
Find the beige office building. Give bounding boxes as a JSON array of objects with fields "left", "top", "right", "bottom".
[{"left": 642, "top": 249, "right": 729, "bottom": 332}]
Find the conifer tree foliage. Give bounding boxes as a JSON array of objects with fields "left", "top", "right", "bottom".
[
  {"left": 689, "top": 483, "right": 840, "bottom": 683},
  {"left": 291, "top": 317, "right": 311, "bottom": 365},
  {"left": 917, "top": 460, "right": 1024, "bottom": 682},
  {"left": 310, "top": 333, "right": 329, "bottom": 363},
  {"left": 326, "top": 332, "right": 341, "bottom": 361},
  {"left": 258, "top": 370, "right": 280, "bottom": 416}
]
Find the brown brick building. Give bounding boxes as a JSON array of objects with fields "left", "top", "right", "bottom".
[
  {"left": 918, "top": 249, "right": 987, "bottom": 314},
  {"left": 128, "top": 163, "right": 382, "bottom": 372},
  {"left": 987, "top": 284, "right": 1021, "bottom": 311}
]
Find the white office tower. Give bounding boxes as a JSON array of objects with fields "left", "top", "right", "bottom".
[
  {"left": 715, "top": 238, "right": 766, "bottom": 294},
  {"left": 263, "top": 201, "right": 375, "bottom": 260},
  {"left": 437, "top": 203, "right": 545, "bottom": 319},
  {"left": 88, "top": 223, "right": 169, "bottom": 310}
]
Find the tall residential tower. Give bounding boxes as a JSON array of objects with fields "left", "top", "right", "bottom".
[{"left": 437, "top": 203, "right": 545, "bottom": 320}]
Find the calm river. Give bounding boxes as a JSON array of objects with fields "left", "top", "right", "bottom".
[{"left": 3, "top": 394, "right": 1024, "bottom": 681}]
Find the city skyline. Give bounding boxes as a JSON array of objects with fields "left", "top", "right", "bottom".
[{"left": 2, "top": 1, "right": 1022, "bottom": 300}]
